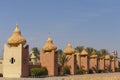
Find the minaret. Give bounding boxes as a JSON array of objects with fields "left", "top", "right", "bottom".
[
  {"left": 64, "top": 43, "right": 77, "bottom": 75},
  {"left": 3, "top": 24, "right": 29, "bottom": 77},
  {"left": 98, "top": 54, "right": 105, "bottom": 71},
  {"left": 115, "top": 50, "right": 119, "bottom": 69},
  {"left": 89, "top": 50, "right": 98, "bottom": 73},
  {"left": 40, "top": 35, "right": 58, "bottom": 76},
  {"left": 111, "top": 51, "right": 115, "bottom": 72},
  {"left": 80, "top": 49, "right": 89, "bottom": 72},
  {"left": 105, "top": 54, "right": 111, "bottom": 71}
]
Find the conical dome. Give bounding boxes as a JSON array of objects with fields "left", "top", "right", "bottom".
[
  {"left": 90, "top": 50, "right": 97, "bottom": 58},
  {"left": 80, "top": 49, "right": 88, "bottom": 55},
  {"left": 7, "top": 24, "right": 26, "bottom": 47},
  {"left": 105, "top": 54, "right": 110, "bottom": 60},
  {"left": 64, "top": 43, "right": 75, "bottom": 55},
  {"left": 42, "top": 36, "right": 57, "bottom": 52}
]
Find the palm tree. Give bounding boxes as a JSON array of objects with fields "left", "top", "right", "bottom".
[
  {"left": 85, "top": 47, "right": 94, "bottom": 55},
  {"left": 58, "top": 53, "right": 70, "bottom": 75},
  {"left": 57, "top": 49, "right": 63, "bottom": 56},
  {"left": 32, "top": 47, "right": 39, "bottom": 54},
  {"left": 96, "top": 50, "right": 102, "bottom": 58},
  {"left": 99, "top": 49, "right": 109, "bottom": 57},
  {"left": 75, "top": 46, "right": 84, "bottom": 53},
  {"left": 110, "top": 55, "right": 114, "bottom": 60}
]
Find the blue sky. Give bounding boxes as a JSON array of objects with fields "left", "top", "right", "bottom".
[{"left": 0, "top": 0, "right": 120, "bottom": 56}]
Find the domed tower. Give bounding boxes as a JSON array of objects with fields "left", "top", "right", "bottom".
[
  {"left": 64, "top": 43, "right": 75, "bottom": 55},
  {"left": 80, "top": 49, "right": 89, "bottom": 72},
  {"left": 3, "top": 24, "right": 29, "bottom": 78},
  {"left": 115, "top": 50, "right": 119, "bottom": 69},
  {"left": 89, "top": 50, "right": 98, "bottom": 72},
  {"left": 105, "top": 54, "right": 111, "bottom": 71},
  {"left": 111, "top": 52, "right": 115, "bottom": 72},
  {"left": 40, "top": 36, "right": 58, "bottom": 76},
  {"left": 63, "top": 43, "right": 77, "bottom": 75},
  {"left": 42, "top": 36, "right": 57, "bottom": 52}
]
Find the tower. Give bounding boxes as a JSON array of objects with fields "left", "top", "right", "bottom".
[
  {"left": 115, "top": 50, "right": 119, "bottom": 69},
  {"left": 75, "top": 52, "right": 81, "bottom": 69},
  {"left": 98, "top": 56, "right": 105, "bottom": 71},
  {"left": 3, "top": 24, "right": 29, "bottom": 77},
  {"left": 89, "top": 50, "right": 98, "bottom": 72},
  {"left": 40, "top": 36, "right": 58, "bottom": 76},
  {"left": 64, "top": 43, "right": 77, "bottom": 75},
  {"left": 105, "top": 54, "right": 111, "bottom": 71},
  {"left": 80, "top": 49, "right": 89, "bottom": 72},
  {"left": 110, "top": 51, "right": 115, "bottom": 72}
]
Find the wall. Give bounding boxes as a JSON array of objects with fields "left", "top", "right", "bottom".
[{"left": 40, "top": 50, "right": 58, "bottom": 76}]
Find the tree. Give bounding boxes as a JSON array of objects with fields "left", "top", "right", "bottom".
[
  {"left": 96, "top": 50, "right": 102, "bottom": 58},
  {"left": 57, "top": 49, "right": 63, "bottom": 56},
  {"left": 75, "top": 46, "right": 84, "bottom": 53},
  {"left": 110, "top": 55, "right": 114, "bottom": 60},
  {"left": 32, "top": 47, "right": 40, "bottom": 55},
  {"left": 85, "top": 47, "right": 94, "bottom": 55},
  {"left": 58, "top": 53, "right": 70, "bottom": 75},
  {"left": 99, "top": 49, "right": 109, "bottom": 57}
]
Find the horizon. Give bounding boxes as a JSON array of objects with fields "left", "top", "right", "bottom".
[{"left": 0, "top": 0, "right": 120, "bottom": 57}]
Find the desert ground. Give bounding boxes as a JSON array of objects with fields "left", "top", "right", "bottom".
[{"left": 0, "top": 72, "right": 120, "bottom": 80}]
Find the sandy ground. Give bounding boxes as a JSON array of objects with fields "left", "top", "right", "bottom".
[{"left": 0, "top": 72, "right": 120, "bottom": 80}]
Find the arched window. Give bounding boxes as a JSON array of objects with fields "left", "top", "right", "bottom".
[{"left": 10, "top": 57, "right": 15, "bottom": 64}]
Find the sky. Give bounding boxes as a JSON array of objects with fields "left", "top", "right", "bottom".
[{"left": 0, "top": 0, "right": 120, "bottom": 57}]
